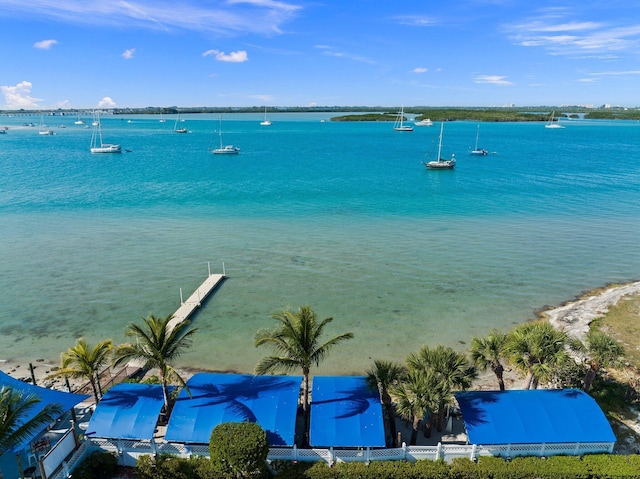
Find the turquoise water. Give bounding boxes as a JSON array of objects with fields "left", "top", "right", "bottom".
[{"left": 1, "top": 113, "right": 639, "bottom": 374}]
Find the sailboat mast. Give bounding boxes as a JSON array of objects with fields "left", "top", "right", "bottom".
[
  {"left": 437, "top": 122, "right": 444, "bottom": 162},
  {"left": 475, "top": 124, "right": 480, "bottom": 150}
]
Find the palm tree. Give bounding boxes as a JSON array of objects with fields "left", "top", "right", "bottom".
[
  {"left": 0, "top": 387, "right": 63, "bottom": 479},
  {"left": 390, "top": 369, "right": 441, "bottom": 445},
  {"left": 505, "top": 321, "right": 570, "bottom": 389},
  {"left": 113, "top": 314, "right": 198, "bottom": 410},
  {"left": 406, "top": 345, "right": 477, "bottom": 431},
  {"left": 51, "top": 338, "right": 113, "bottom": 403},
  {"left": 573, "top": 330, "right": 625, "bottom": 392},
  {"left": 470, "top": 329, "right": 508, "bottom": 390},
  {"left": 366, "top": 360, "right": 406, "bottom": 446},
  {"left": 254, "top": 305, "right": 353, "bottom": 443}
]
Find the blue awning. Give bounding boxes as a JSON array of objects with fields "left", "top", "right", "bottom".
[
  {"left": 164, "top": 373, "right": 302, "bottom": 446},
  {"left": 310, "top": 376, "right": 385, "bottom": 448},
  {"left": 0, "top": 371, "right": 89, "bottom": 452},
  {"left": 87, "top": 383, "right": 168, "bottom": 440},
  {"left": 455, "top": 388, "right": 616, "bottom": 445}
]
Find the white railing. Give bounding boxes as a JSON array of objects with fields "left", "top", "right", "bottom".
[{"left": 79, "top": 438, "right": 613, "bottom": 469}]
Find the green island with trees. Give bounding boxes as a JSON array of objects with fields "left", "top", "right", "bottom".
[{"left": 2, "top": 290, "right": 640, "bottom": 479}]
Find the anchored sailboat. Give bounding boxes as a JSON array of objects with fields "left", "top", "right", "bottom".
[{"left": 425, "top": 122, "right": 455, "bottom": 170}]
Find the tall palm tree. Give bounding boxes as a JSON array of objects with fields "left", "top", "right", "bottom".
[
  {"left": 505, "top": 321, "right": 570, "bottom": 389},
  {"left": 51, "top": 338, "right": 113, "bottom": 403},
  {"left": 573, "top": 330, "right": 625, "bottom": 392},
  {"left": 0, "top": 387, "right": 63, "bottom": 479},
  {"left": 470, "top": 329, "right": 508, "bottom": 390},
  {"left": 254, "top": 305, "right": 353, "bottom": 443},
  {"left": 406, "top": 345, "right": 477, "bottom": 431},
  {"left": 113, "top": 314, "right": 198, "bottom": 410},
  {"left": 366, "top": 360, "right": 406, "bottom": 446}
]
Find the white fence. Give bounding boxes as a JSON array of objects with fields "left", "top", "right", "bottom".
[{"left": 46, "top": 437, "right": 613, "bottom": 476}]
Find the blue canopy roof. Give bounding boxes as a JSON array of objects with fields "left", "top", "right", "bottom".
[
  {"left": 310, "top": 376, "right": 385, "bottom": 448},
  {"left": 164, "top": 373, "right": 302, "bottom": 446},
  {"left": 455, "top": 389, "right": 616, "bottom": 445},
  {"left": 87, "top": 383, "right": 168, "bottom": 440},
  {"left": 0, "top": 371, "right": 89, "bottom": 453}
]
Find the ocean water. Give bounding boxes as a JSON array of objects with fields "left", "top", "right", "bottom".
[{"left": 1, "top": 113, "right": 639, "bottom": 375}]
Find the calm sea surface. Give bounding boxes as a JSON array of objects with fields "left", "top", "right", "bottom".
[{"left": 1, "top": 112, "right": 639, "bottom": 374}]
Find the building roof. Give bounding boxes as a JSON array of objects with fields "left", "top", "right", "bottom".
[
  {"left": 0, "top": 371, "right": 89, "bottom": 452},
  {"left": 310, "top": 376, "right": 385, "bottom": 448},
  {"left": 86, "top": 383, "right": 168, "bottom": 440},
  {"left": 455, "top": 388, "right": 616, "bottom": 445},
  {"left": 164, "top": 373, "right": 302, "bottom": 446}
]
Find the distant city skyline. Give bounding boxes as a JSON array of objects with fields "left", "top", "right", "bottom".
[{"left": 1, "top": 1, "right": 639, "bottom": 110}]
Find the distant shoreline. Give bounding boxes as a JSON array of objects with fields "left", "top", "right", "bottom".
[{"left": 2, "top": 106, "right": 639, "bottom": 121}]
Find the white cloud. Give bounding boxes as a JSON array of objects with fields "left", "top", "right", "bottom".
[
  {"left": 505, "top": 12, "right": 640, "bottom": 56},
  {"left": 203, "top": 49, "right": 248, "bottom": 62},
  {"left": 97, "top": 96, "right": 116, "bottom": 108},
  {"left": 122, "top": 48, "right": 135, "bottom": 59},
  {"left": 0, "top": 1, "right": 301, "bottom": 36},
  {"left": 33, "top": 39, "right": 57, "bottom": 49},
  {"left": 589, "top": 69, "right": 640, "bottom": 76},
  {"left": 395, "top": 15, "right": 439, "bottom": 27},
  {"left": 413, "top": 67, "right": 427, "bottom": 73},
  {"left": 474, "top": 75, "right": 513, "bottom": 86},
  {"left": 0, "top": 81, "right": 42, "bottom": 109},
  {"left": 314, "top": 45, "right": 376, "bottom": 65}
]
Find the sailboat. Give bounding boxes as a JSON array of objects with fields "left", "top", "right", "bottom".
[
  {"left": 159, "top": 112, "right": 166, "bottom": 123},
  {"left": 212, "top": 116, "right": 240, "bottom": 154},
  {"left": 470, "top": 124, "right": 488, "bottom": 155},
  {"left": 38, "top": 115, "right": 54, "bottom": 135},
  {"left": 393, "top": 106, "right": 413, "bottom": 131},
  {"left": 425, "top": 122, "right": 455, "bottom": 169},
  {"left": 545, "top": 111, "right": 564, "bottom": 129},
  {"left": 90, "top": 112, "right": 121, "bottom": 153},
  {"left": 74, "top": 113, "right": 85, "bottom": 125},
  {"left": 174, "top": 112, "right": 187, "bottom": 133},
  {"left": 260, "top": 107, "right": 272, "bottom": 126}
]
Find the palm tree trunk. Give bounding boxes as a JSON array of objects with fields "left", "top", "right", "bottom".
[
  {"left": 160, "top": 370, "right": 170, "bottom": 410},
  {"left": 89, "top": 378, "right": 100, "bottom": 403},
  {"left": 524, "top": 371, "right": 535, "bottom": 389},
  {"left": 492, "top": 361, "right": 505, "bottom": 391},
  {"left": 302, "top": 369, "right": 310, "bottom": 447},
  {"left": 410, "top": 416, "right": 420, "bottom": 445},
  {"left": 384, "top": 402, "right": 397, "bottom": 447}
]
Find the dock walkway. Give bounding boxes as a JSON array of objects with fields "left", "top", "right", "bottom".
[{"left": 168, "top": 271, "right": 226, "bottom": 331}]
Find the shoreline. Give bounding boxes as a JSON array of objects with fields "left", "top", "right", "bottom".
[{"left": 3, "top": 280, "right": 639, "bottom": 393}]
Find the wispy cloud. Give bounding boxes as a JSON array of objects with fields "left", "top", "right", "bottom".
[
  {"left": 589, "top": 69, "right": 640, "bottom": 76},
  {"left": 33, "top": 39, "right": 57, "bottom": 49},
  {"left": 0, "top": 81, "right": 42, "bottom": 109},
  {"left": 203, "top": 49, "right": 248, "bottom": 62},
  {"left": 122, "top": 48, "right": 135, "bottom": 59},
  {"left": 413, "top": 67, "right": 427, "bottom": 73},
  {"left": 315, "top": 45, "right": 376, "bottom": 65},
  {"left": 474, "top": 75, "right": 513, "bottom": 86},
  {"left": 97, "top": 96, "right": 116, "bottom": 108},
  {"left": 504, "top": 9, "right": 640, "bottom": 56},
  {"left": 0, "top": 0, "right": 301, "bottom": 35},
  {"left": 395, "top": 15, "right": 439, "bottom": 27}
]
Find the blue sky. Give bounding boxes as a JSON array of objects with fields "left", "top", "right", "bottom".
[{"left": 1, "top": 0, "right": 639, "bottom": 109}]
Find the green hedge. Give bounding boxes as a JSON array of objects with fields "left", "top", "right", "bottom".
[{"left": 133, "top": 453, "right": 640, "bottom": 479}]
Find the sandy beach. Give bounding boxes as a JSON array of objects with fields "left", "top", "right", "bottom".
[{"left": 4, "top": 280, "right": 638, "bottom": 393}]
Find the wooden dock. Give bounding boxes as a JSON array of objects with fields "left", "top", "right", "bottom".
[{"left": 167, "top": 264, "right": 226, "bottom": 331}]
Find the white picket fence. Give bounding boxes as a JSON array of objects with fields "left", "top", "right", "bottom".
[{"left": 47, "top": 436, "right": 614, "bottom": 478}]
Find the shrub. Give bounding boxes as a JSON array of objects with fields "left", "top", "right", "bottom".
[
  {"left": 209, "top": 421, "right": 270, "bottom": 478},
  {"left": 71, "top": 451, "right": 117, "bottom": 479}
]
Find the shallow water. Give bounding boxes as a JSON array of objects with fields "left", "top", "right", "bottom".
[{"left": 1, "top": 113, "right": 639, "bottom": 374}]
